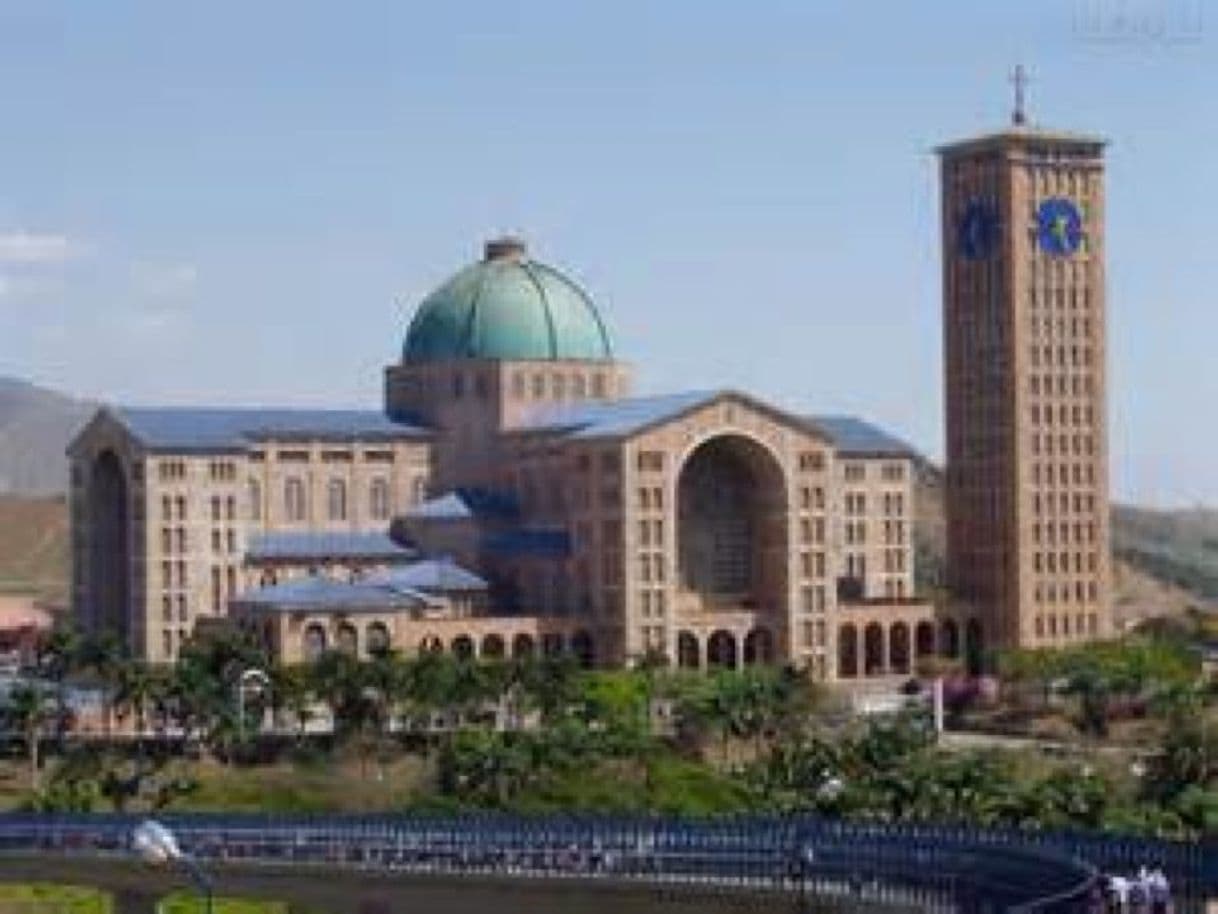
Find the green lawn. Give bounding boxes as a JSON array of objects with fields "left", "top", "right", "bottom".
[
  {"left": 159, "top": 893, "right": 287, "bottom": 914},
  {"left": 0, "top": 883, "right": 112, "bottom": 914}
]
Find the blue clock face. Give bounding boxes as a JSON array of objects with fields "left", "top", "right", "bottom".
[
  {"left": 1036, "top": 197, "right": 1083, "bottom": 256},
  {"left": 956, "top": 200, "right": 998, "bottom": 260}
]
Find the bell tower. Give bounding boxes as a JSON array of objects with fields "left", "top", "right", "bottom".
[{"left": 938, "top": 75, "right": 1112, "bottom": 650}]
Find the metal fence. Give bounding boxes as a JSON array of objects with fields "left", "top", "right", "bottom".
[{"left": 0, "top": 812, "right": 1209, "bottom": 914}]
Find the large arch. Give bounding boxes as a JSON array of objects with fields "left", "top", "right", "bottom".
[
  {"left": 838, "top": 624, "right": 858, "bottom": 678},
  {"left": 864, "top": 622, "right": 885, "bottom": 676},
  {"left": 676, "top": 631, "right": 700, "bottom": 669},
  {"left": 743, "top": 627, "right": 774, "bottom": 666},
  {"left": 706, "top": 630, "right": 738, "bottom": 670},
  {"left": 676, "top": 434, "right": 788, "bottom": 616},
  {"left": 89, "top": 450, "right": 131, "bottom": 643},
  {"left": 511, "top": 633, "right": 535, "bottom": 659},
  {"left": 889, "top": 622, "right": 911, "bottom": 675}
]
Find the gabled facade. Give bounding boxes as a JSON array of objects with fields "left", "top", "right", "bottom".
[{"left": 70, "top": 237, "right": 974, "bottom": 680}]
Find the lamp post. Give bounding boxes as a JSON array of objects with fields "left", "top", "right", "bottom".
[
  {"left": 236, "top": 668, "right": 270, "bottom": 743},
  {"left": 132, "top": 819, "right": 214, "bottom": 914}
]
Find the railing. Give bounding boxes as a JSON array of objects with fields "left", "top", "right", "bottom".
[{"left": 1, "top": 813, "right": 1202, "bottom": 914}]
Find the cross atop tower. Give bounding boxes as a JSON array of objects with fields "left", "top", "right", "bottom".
[{"left": 1010, "top": 64, "right": 1029, "bottom": 126}]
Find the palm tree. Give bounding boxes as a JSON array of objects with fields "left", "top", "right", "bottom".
[
  {"left": 77, "top": 632, "right": 127, "bottom": 739},
  {"left": 271, "top": 664, "right": 316, "bottom": 741},
  {"left": 4, "top": 683, "right": 56, "bottom": 790},
  {"left": 113, "top": 660, "right": 158, "bottom": 743}
]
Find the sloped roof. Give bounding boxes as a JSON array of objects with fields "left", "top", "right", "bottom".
[
  {"left": 513, "top": 391, "right": 719, "bottom": 439},
  {"left": 366, "top": 559, "right": 488, "bottom": 592},
  {"left": 110, "top": 407, "right": 429, "bottom": 452},
  {"left": 810, "top": 415, "right": 916, "bottom": 458},
  {"left": 245, "top": 531, "right": 416, "bottom": 563},
  {"left": 406, "top": 492, "right": 473, "bottom": 521},
  {"left": 406, "top": 487, "right": 520, "bottom": 522},
  {"left": 236, "top": 576, "right": 429, "bottom": 612}
]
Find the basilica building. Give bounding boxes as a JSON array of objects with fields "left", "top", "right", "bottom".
[
  {"left": 68, "top": 234, "right": 968, "bottom": 682},
  {"left": 69, "top": 104, "right": 1118, "bottom": 681}
]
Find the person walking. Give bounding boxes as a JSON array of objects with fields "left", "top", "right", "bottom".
[{"left": 1109, "top": 873, "right": 1131, "bottom": 914}]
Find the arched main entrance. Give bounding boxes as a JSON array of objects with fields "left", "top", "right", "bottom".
[
  {"left": 676, "top": 434, "right": 787, "bottom": 615},
  {"left": 89, "top": 450, "right": 130, "bottom": 643}
]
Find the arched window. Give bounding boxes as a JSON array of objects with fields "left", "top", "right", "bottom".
[
  {"left": 248, "top": 479, "right": 262, "bottom": 522},
  {"left": 366, "top": 622, "right": 391, "bottom": 657},
  {"left": 303, "top": 624, "right": 328, "bottom": 662},
  {"left": 370, "top": 478, "right": 390, "bottom": 521},
  {"left": 327, "top": 479, "right": 347, "bottom": 522},
  {"left": 285, "top": 477, "right": 306, "bottom": 522}
]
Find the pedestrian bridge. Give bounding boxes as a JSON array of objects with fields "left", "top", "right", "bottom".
[{"left": 0, "top": 812, "right": 1197, "bottom": 914}]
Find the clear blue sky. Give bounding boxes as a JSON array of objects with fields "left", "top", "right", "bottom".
[{"left": 0, "top": 1, "right": 1213, "bottom": 506}]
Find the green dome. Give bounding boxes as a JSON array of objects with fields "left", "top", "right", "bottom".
[{"left": 402, "top": 238, "right": 614, "bottom": 363}]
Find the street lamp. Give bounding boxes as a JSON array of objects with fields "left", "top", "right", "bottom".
[
  {"left": 132, "top": 819, "right": 214, "bottom": 914},
  {"left": 236, "top": 668, "right": 270, "bottom": 743}
]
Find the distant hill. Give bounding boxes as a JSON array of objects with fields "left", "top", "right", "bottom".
[
  {"left": 0, "top": 495, "right": 69, "bottom": 603},
  {"left": 0, "top": 377, "right": 95, "bottom": 496}
]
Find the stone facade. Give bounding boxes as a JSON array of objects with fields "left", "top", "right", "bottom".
[
  {"left": 939, "top": 126, "right": 1112, "bottom": 651},
  {"left": 69, "top": 106, "right": 1119, "bottom": 678}
]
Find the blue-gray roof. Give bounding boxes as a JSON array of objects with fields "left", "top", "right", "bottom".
[
  {"left": 810, "top": 416, "right": 916, "bottom": 458},
  {"left": 246, "top": 531, "right": 416, "bottom": 563},
  {"left": 367, "top": 559, "right": 488, "bottom": 593},
  {"left": 406, "top": 487, "right": 519, "bottom": 522},
  {"left": 112, "top": 407, "right": 429, "bottom": 452},
  {"left": 484, "top": 527, "right": 572, "bottom": 558},
  {"left": 408, "top": 492, "right": 473, "bottom": 521},
  {"left": 237, "top": 576, "right": 429, "bottom": 612},
  {"left": 513, "top": 391, "right": 718, "bottom": 439}
]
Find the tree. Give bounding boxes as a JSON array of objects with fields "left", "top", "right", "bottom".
[
  {"left": 271, "top": 664, "right": 316, "bottom": 742},
  {"left": 4, "top": 684, "right": 57, "bottom": 790}
]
